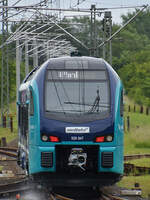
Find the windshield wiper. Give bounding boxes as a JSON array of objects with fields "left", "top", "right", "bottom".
[
  {"left": 64, "top": 101, "right": 91, "bottom": 106},
  {"left": 64, "top": 100, "right": 109, "bottom": 108},
  {"left": 88, "top": 89, "right": 100, "bottom": 113}
]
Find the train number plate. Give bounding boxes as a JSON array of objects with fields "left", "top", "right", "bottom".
[
  {"left": 65, "top": 127, "right": 90, "bottom": 134},
  {"left": 71, "top": 136, "right": 84, "bottom": 141}
]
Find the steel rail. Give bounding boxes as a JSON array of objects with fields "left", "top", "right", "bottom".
[
  {"left": 124, "top": 163, "right": 150, "bottom": 176},
  {"left": 0, "top": 149, "right": 17, "bottom": 158},
  {"left": 0, "top": 179, "right": 32, "bottom": 195},
  {"left": 51, "top": 193, "right": 74, "bottom": 200},
  {"left": 0, "top": 147, "right": 17, "bottom": 152},
  {"left": 101, "top": 191, "right": 128, "bottom": 200},
  {"left": 124, "top": 154, "right": 150, "bottom": 161}
]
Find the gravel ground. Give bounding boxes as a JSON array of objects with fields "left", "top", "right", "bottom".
[{"left": 0, "top": 137, "right": 25, "bottom": 185}]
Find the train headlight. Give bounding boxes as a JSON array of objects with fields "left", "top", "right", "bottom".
[
  {"left": 42, "top": 135, "right": 48, "bottom": 142},
  {"left": 106, "top": 135, "right": 113, "bottom": 142},
  {"left": 41, "top": 134, "right": 60, "bottom": 142}
]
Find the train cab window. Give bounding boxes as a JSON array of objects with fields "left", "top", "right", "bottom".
[
  {"left": 120, "top": 90, "right": 123, "bottom": 117},
  {"left": 30, "top": 90, "right": 34, "bottom": 116},
  {"left": 44, "top": 69, "right": 110, "bottom": 123}
]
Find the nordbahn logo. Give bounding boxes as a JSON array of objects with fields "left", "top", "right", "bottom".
[{"left": 65, "top": 127, "right": 90, "bottom": 134}]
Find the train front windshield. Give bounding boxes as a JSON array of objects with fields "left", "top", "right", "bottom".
[{"left": 45, "top": 69, "right": 110, "bottom": 122}]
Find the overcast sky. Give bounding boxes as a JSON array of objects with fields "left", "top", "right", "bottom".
[{"left": 8, "top": 0, "right": 150, "bottom": 24}]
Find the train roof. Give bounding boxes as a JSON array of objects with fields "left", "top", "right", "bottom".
[
  {"left": 46, "top": 56, "right": 107, "bottom": 70},
  {"left": 23, "top": 56, "right": 120, "bottom": 83}
]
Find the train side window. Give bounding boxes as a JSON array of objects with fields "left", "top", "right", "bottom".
[
  {"left": 120, "top": 90, "right": 123, "bottom": 117},
  {"left": 24, "top": 105, "right": 29, "bottom": 135},
  {"left": 30, "top": 90, "right": 34, "bottom": 116},
  {"left": 18, "top": 105, "right": 21, "bottom": 128},
  {"left": 18, "top": 90, "right": 29, "bottom": 136},
  {"left": 19, "top": 105, "right": 28, "bottom": 136}
]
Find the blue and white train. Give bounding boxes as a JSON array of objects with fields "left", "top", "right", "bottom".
[{"left": 17, "top": 55, "right": 124, "bottom": 186}]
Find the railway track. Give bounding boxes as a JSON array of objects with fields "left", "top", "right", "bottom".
[
  {"left": 124, "top": 153, "right": 150, "bottom": 176},
  {"left": 49, "top": 189, "right": 142, "bottom": 200},
  {"left": 124, "top": 163, "right": 150, "bottom": 176},
  {"left": 0, "top": 147, "right": 17, "bottom": 158},
  {"left": 100, "top": 192, "right": 127, "bottom": 200},
  {"left": 0, "top": 147, "right": 18, "bottom": 152},
  {"left": 50, "top": 193, "right": 74, "bottom": 200},
  {"left": 124, "top": 154, "right": 150, "bottom": 161},
  {"left": 0, "top": 179, "right": 30, "bottom": 196},
  {"left": 0, "top": 179, "right": 143, "bottom": 200},
  {"left": 0, "top": 150, "right": 148, "bottom": 199}
]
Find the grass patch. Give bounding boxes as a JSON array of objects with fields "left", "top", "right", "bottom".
[
  {"left": 135, "top": 142, "right": 150, "bottom": 148},
  {"left": 125, "top": 112, "right": 150, "bottom": 129},
  {"left": 0, "top": 102, "right": 18, "bottom": 144},
  {"left": 124, "top": 112, "right": 150, "bottom": 155},
  {"left": 0, "top": 127, "right": 17, "bottom": 144},
  {"left": 122, "top": 98, "right": 150, "bottom": 197}
]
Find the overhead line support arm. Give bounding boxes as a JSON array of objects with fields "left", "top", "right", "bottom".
[{"left": 98, "top": 5, "right": 148, "bottom": 48}]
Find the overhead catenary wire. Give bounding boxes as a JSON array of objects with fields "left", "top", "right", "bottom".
[
  {"left": 0, "top": 0, "right": 48, "bottom": 21},
  {"left": 14, "top": 24, "right": 56, "bottom": 49},
  {"left": 8, "top": 22, "right": 40, "bottom": 43},
  {"left": 0, "top": 0, "right": 23, "bottom": 17},
  {"left": 38, "top": 41, "right": 75, "bottom": 57},
  {"left": 0, "top": 4, "right": 147, "bottom": 13},
  {"left": 1, "top": 1, "right": 148, "bottom": 61},
  {"left": 0, "top": 0, "right": 79, "bottom": 97},
  {"left": 0, "top": 0, "right": 50, "bottom": 49},
  {"left": 1, "top": 16, "right": 76, "bottom": 58},
  {"left": 0, "top": 10, "right": 38, "bottom": 48},
  {"left": 0, "top": 1, "right": 148, "bottom": 49},
  {"left": 5, "top": 15, "right": 57, "bottom": 46},
  {"left": 9, "top": 8, "right": 64, "bottom": 42},
  {"left": 98, "top": 4, "right": 148, "bottom": 48},
  {"left": 70, "top": 0, "right": 87, "bottom": 8},
  {"left": 27, "top": 35, "right": 66, "bottom": 56},
  {"left": 36, "top": 9, "right": 89, "bottom": 51}
]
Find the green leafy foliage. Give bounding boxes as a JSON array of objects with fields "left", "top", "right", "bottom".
[
  {"left": 118, "top": 51, "right": 150, "bottom": 106},
  {"left": 111, "top": 10, "right": 150, "bottom": 106}
]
